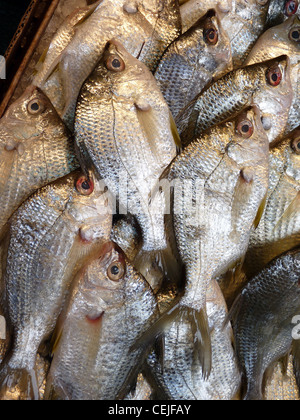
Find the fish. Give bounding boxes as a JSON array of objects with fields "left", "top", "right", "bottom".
[
  {"left": 243, "top": 128, "right": 300, "bottom": 280},
  {"left": 33, "top": 1, "right": 102, "bottom": 113},
  {"left": 154, "top": 10, "right": 233, "bottom": 119},
  {"left": 220, "top": 0, "right": 270, "bottom": 67},
  {"left": 110, "top": 215, "right": 142, "bottom": 262},
  {"left": 144, "top": 280, "right": 241, "bottom": 400},
  {"left": 44, "top": 241, "right": 159, "bottom": 400},
  {"left": 265, "top": 0, "right": 299, "bottom": 28},
  {"left": 133, "top": 106, "right": 270, "bottom": 379},
  {"left": 36, "top": 0, "right": 181, "bottom": 128},
  {"left": 0, "top": 85, "right": 79, "bottom": 239},
  {"left": 244, "top": 16, "right": 300, "bottom": 137},
  {"left": 0, "top": 170, "right": 113, "bottom": 400},
  {"left": 176, "top": 56, "right": 293, "bottom": 147},
  {"left": 263, "top": 355, "right": 300, "bottom": 400},
  {"left": 229, "top": 248, "right": 300, "bottom": 400},
  {"left": 75, "top": 39, "right": 180, "bottom": 291},
  {"left": 179, "top": 0, "right": 232, "bottom": 34}
]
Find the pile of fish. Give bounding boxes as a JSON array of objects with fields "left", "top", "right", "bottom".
[{"left": 0, "top": 0, "right": 299, "bottom": 400}]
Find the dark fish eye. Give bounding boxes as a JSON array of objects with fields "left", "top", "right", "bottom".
[
  {"left": 27, "top": 99, "right": 44, "bottom": 115},
  {"left": 289, "top": 28, "right": 300, "bottom": 42},
  {"left": 76, "top": 176, "right": 94, "bottom": 195},
  {"left": 237, "top": 120, "right": 254, "bottom": 138},
  {"left": 107, "top": 261, "right": 125, "bottom": 281},
  {"left": 285, "top": 0, "right": 298, "bottom": 16},
  {"left": 266, "top": 66, "right": 282, "bottom": 87},
  {"left": 105, "top": 54, "right": 125, "bottom": 72},
  {"left": 204, "top": 27, "right": 218, "bottom": 45}
]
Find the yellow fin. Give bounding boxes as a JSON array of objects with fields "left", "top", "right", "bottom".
[
  {"left": 253, "top": 192, "right": 268, "bottom": 229},
  {"left": 169, "top": 110, "right": 182, "bottom": 152}
]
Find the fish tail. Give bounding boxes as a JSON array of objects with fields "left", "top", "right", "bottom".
[
  {"left": 133, "top": 246, "right": 182, "bottom": 293},
  {"left": 244, "top": 382, "right": 263, "bottom": 400},
  {"left": 0, "top": 365, "right": 40, "bottom": 400},
  {"left": 188, "top": 306, "right": 212, "bottom": 380}
]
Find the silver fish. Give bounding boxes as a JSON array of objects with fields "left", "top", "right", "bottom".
[
  {"left": 229, "top": 249, "right": 300, "bottom": 400},
  {"left": 244, "top": 16, "right": 300, "bottom": 138},
  {"left": 134, "top": 107, "right": 269, "bottom": 379},
  {"left": 36, "top": 0, "right": 181, "bottom": 128},
  {"left": 243, "top": 128, "right": 300, "bottom": 280},
  {"left": 75, "top": 40, "right": 180, "bottom": 290},
  {"left": 176, "top": 56, "right": 293, "bottom": 147},
  {"left": 155, "top": 10, "right": 233, "bottom": 119},
  {"left": 0, "top": 170, "right": 112, "bottom": 400},
  {"left": 45, "top": 241, "right": 159, "bottom": 400},
  {"left": 145, "top": 280, "right": 241, "bottom": 400},
  {"left": 0, "top": 86, "right": 78, "bottom": 239}
]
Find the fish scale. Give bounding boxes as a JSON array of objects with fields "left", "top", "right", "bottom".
[
  {"left": 230, "top": 249, "right": 300, "bottom": 400},
  {"left": 0, "top": 171, "right": 112, "bottom": 400},
  {"left": 45, "top": 242, "right": 159, "bottom": 400}
]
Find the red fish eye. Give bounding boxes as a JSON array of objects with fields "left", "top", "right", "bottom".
[
  {"left": 204, "top": 27, "right": 218, "bottom": 45},
  {"left": 105, "top": 54, "right": 125, "bottom": 72},
  {"left": 266, "top": 66, "right": 282, "bottom": 86},
  {"left": 76, "top": 176, "right": 94, "bottom": 195},
  {"left": 285, "top": 0, "right": 298, "bottom": 16},
  {"left": 237, "top": 120, "right": 254, "bottom": 138},
  {"left": 289, "top": 28, "right": 300, "bottom": 42}
]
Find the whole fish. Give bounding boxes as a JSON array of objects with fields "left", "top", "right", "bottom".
[
  {"left": 0, "top": 170, "right": 112, "bottom": 400},
  {"left": 229, "top": 249, "right": 300, "bottom": 400},
  {"left": 220, "top": 0, "right": 270, "bottom": 67},
  {"left": 176, "top": 56, "right": 292, "bottom": 147},
  {"left": 243, "top": 128, "right": 300, "bottom": 279},
  {"left": 155, "top": 10, "right": 233, "bottom": 119},
  {"left": 33, "top": 1, "right": 102, "bottom": 113},
  {"left": 135, "top": 107, "right": 269, "bottom": 378},
  {"left": 263, "top": 355, "right": 299, "bottom": 400},
  {"left": 180, "top": 0, "right": 232, "bottom": 33},
  {"left": 266, "top": 0, "right": 299, "bottom": 28},
  {"left": 36, "top": 0, "right": 181, "bottom": 128},
  {"left": 75, "top": 40, "right": 180, "bottom": 290},
  {"left": 0, "top": 85, "right": 78, "bottom": 239},
  {"left": 45, "top": 241, "right": 159, "bottom": 400},
  {"left": 144, "top": 280, "right": 241, "bottom": 400},
  {"left": 244, "top": 16, "right": 300, "bottom": 137}
]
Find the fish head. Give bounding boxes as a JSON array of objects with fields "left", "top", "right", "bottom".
[
  {"left": 226, "top": 106, "right": 269, "bottom": 166},
  {"left": 49, "top": 170, "right": 113, "bottom": 245},
  {"left": 94, "top": 39, "right": 156, "bottom": 106},
  {"left": 245, "top": 16, "right": 300, "bottom": 65},
  {"left": 252, "top": 56, "right": 294, "bottom": 145},
  {"left": 81, "top": 241, "right": 129, "bottom": 307},
  {"left": 191, "top": 10, "right": 233, "bottom": 78},
  {"left": 0, "top": 85, "right": 69, "bottom": 145},
  {"left": 0, "top": 85, "right": 77, "bottom": 183}
]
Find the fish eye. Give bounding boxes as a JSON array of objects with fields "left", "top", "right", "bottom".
[
  {"left": 289, "top": 28, "right": 300, "bottom": 42},
  {"left": 27, "top": 99, "right": 44, "bottom": 115},
  {"left": 237, "top": 119, "right": 254, "bottom": 138},
  {"left": 107, "top": 261, "right": 125, "bottom": 281},
  {"left": 105, "top": 54, "right": 125, "bottom": 72},
  {"left": 285, "top": 0, "right": 298, "bottom": 16},
  {"left": 266, "top": 65, "right": 282, "bottom": 87},
  {"left": 203, "top": 19, "right": 219, "bottom": 46},
  {"left": 291, "top": 137, "right": 300, "bottom": 154},
  {"left": 76, "top": 176, "right": 94, "bottom": 195}
]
